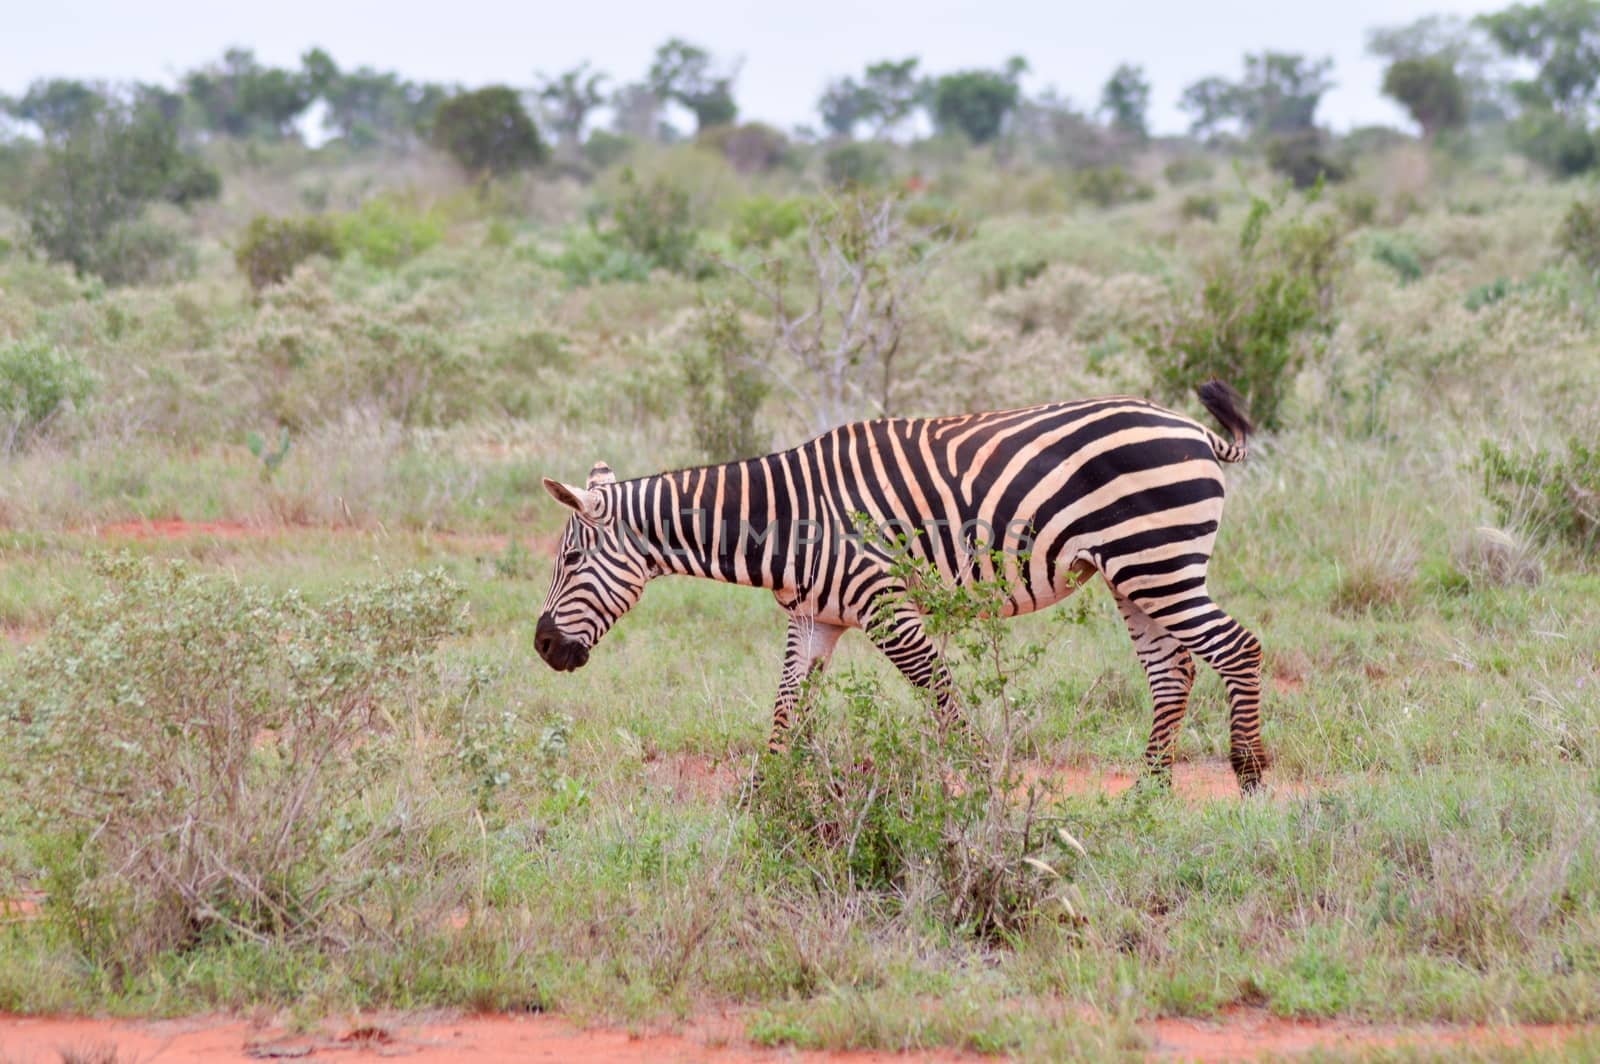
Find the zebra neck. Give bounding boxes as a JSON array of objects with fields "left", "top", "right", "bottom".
[{"left": 618, "top": 459, "right": 784, "bottom": 589}]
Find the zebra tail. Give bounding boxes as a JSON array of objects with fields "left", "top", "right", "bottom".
[{"left": 1196, "top": 379, "right": 1253, "bottom": 463}]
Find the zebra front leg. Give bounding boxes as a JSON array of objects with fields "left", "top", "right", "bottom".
[{"left": 766, "top": 614, "right": 846, "bottom": 753}]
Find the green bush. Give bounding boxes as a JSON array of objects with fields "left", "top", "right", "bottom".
[
  {"left": 823, "top": 141, "right": 891, "bottom": 188},
  {"left": 1557, "top": 197, "right": 1600, "bottom": 274},
  {"left": 23, "top": 99, "right": 218, "bottom": 284},
  {"left": 680, "top": 300, "right": 770, "bottom": 461},
  {"left": 548, "top": 227, "right": 655, "bottom": 286},
  {"left": 1509, "top": 111, "right": 1598, "bottom": 178},
  {"left": 582, "top": 129, "right": 636, "bottom": 170},
  {"left": 0, "top": 557, "right": 467, "bottom": 968},
  {"left": 1266, "top": 131, "right": 1349, "bottom": 189},
  {"left": 0, "top": 337, "right": 94, "bottom": 450},
  {"left": 1163, "top": 156, "right": 1215, "bottom": 186},
  {"left": 1477, "top": 438, "right": 1600, "bottom": 553},
  {"left": 751, "top": 553, "right": 1081, "bottom": 939},
  {"left": 430, "top": 86, "right": 546, "bottom": 176},
  {"left": 730, "top": 195, "right": 809, "bottom": 249},
  {"left": 593, "top": 168, "right": 699, "bottom": 275},
  {"left": 1142, "top": 190, "right": 1342, "bottom": 429},
  {"left": 1180, "top": 192, "right": 1221, "bottom": 223},
  {"left": 698, "top": 122, "right": 790, "bottom": 174},
  {"left": 1370, "top": 233, "right": 1424, "bottom": 285},
  {"left": 1071, "top": 165, "right": 1154, "bottom": 208},
  {"left": 234, "top": 214, "right": 344, "bottom": 290},
  {"left": 337, "top": 195, "right": 444, "bottom": 268},
  {"left": 1465, "top": 277, "right": 1512, "bottom": 311}
]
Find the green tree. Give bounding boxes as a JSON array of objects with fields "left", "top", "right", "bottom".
[
  {"left": 1099, "top": 63, "right": 1151, "bottom": 140},
  {"left": 1368, "top": 15, "right": 1507, "bottom": 123},
  {"left": 861, "top": 58, "right": 922, "bottom": 137},
  {"left": 818, "top": 77, "right": 871, "bottom": 138},
  {"left": 25, "top": 97, "right": 219, "bottom": 282},
  {"left": 8, "top": 79, "right": 105, "bottom": 138},
  {"left": 184, "top": 48, "right": 312, "bottom": 138},
  {"left": 647, "top": 38, "right": 739, "bottom": 131},
  {"left": 1381, "top": 56, "right": 1468, "bottom": 138},
  {"left": 300, "top": 48, "right": 441, "bottom": 146},
  {"left": 930, "top": 58, "right": 1027, "bottom": 144},
  {"left": 1179, "top": 53, "right": 1333, "bottom": 140},
  {"left": 431, "top": 86, "right": 547, "bottom": 176},
  {"left": 538, "top": 62, "right": 608, "bottom": 152},
  {"left": 1477, "top": 0, "right": 1600, "bottom": 114}
]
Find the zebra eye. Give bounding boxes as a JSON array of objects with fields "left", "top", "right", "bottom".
[{"left": 562, "top": 549, "right": 584, "bottom": 568}]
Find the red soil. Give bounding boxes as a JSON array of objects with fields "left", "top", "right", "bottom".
[
  {"left": 98, "top": 517, "right": 264, "bottom": 540},
  {"left": 0, "top": 1009, "right": 1590, "bottom": 1062}
]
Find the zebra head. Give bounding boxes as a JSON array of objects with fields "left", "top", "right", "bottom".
[{"left": 536, "top": 461, "right": 654, "bottom": 672}]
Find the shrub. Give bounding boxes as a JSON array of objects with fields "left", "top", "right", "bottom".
[
  {"left": 337, "top": 195, "right": 444, "bottom": 268},
  {"left": 0, "top": 337, "right": 94, "bottom": 450},
  {"left": 730, "top": 194, "right": 809, "bottom": 250},
  {"left": 1477, "top": 437, "right": 1600, "bottom": 553},
  {"left": 1142, "top": 190, "right": 1342, "bottom": 429},
  {"left": 1163, "top": 156, "right": 1215, "bottom": 186},
  {"left": 431, "top": 86, "right": 546, "bottom": 176},
  {"left": 1180, "top": 192, "right": 1221, "bottom": 223},
  {"left": 680, "top": 300, "right": 770, "bottom": 461},
  {"left": 1370, "top": 233, "right": 1424, "bottom": 285},
  {"left": 234, "top": 214, "right": 344, "bottom": 290},
  {"left": 823, "top": 141, "right": 891, "bottom": 188},
  {"left": 583, "top": 129, "right": 636, "bottom": 170},
  {"left": 1465, "top": 277, "right": 1511, "bottom": 311},
  {"left": 1267, "top": 131, "right": 1349, "bottom": 189},
  {"left": 1508, "top": 111, "right": 1598, "bottom": 178},
  {"left": 0, "top": 558, "right": 467, "bottom": 968},
  {"left": 597, "top": 168, "right": 698, "bottom": 274},
  {"left": 699, "top": 122, "right": 790, "bottom": 174},
  {"left": 750, "top": 552, "right": 1084, "bottom": 939},
  {"left": 548, "top": 227, "right": 655, "bottom": 286},
  {"left": 1557, "top": 197, "right": 1600, "bottom": 274},
  {"left": 1072, "top": 165, "right": 1154, "bottom": 208},
  {"left": 23, "top": 99, "right": 217, "bottom": 284}
]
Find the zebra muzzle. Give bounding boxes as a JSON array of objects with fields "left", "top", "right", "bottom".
[{"left": 535, "top": 613, "right": 590, "bottom": 672}]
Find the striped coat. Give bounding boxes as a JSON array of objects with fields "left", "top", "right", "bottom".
[{"left": 536, "top": 381, "right": 1266, "bottom": 792}]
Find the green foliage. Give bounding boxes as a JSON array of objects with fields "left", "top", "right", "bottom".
[
  {"left": 1181, "top": 52, "right": 1335, "bottom": 140},
  {"left": 235, "top": 214, "right": 343, "bottom": 290},
  {"left": 1507, "top": 109, "right": 1599, "bottom": 175},
  {"left": 1478, "top": 437, "right": 1600, "bottom": 551},
  {"left": 0, "top": 557, "right": 466, "bottom": 967},
  {"left": 1370, "top": 232, "right": 1425, "bottom": 284},
  {"left": 680, "top": 300, "right": 769, "bottom": 461},
  {"left": 582, "top": 129, "right": 635, "bottom": 170},
  {"left": 730, "top": 195, "right": 810, "bottom": 250},
  {"left": 1476, "top": 0, "right": 1600, "bottom": 113},
  {"left": 23, "top": 99, "right": 218, "bottom": 284},
  {"left": 1465, "top": 276, "right": 1512, "bottom": 310},
  {"left": 1071, "top": 165, "right": 1154, "bottom": 208},
  {"left": 594, "top": 168, "right": 699, "bottom": 274},
  {"left": 822, "top": 141, "right": 891, "bottom": 188},
  {"left": 1381, "top": 56, "right": 1468, "bottom": 137},
  {"left": 752, "top": 552, "right": 1078, "bottom": 940},
  {"left": 336, "top": 195, "right": 444, "bottom": 267},
  {"left": 929, "top": 60, "right": 1027, "bottom": 144},
  {"left": 301, "top": 47, "right": 446, "bottom": 147},
  {"left": 0, "top": 337, "right": 94, "bottom": 449},
  {"left": 648, "top": 38, "right": 739, "bottom": 131},
  {"left": 431, "top": 86, "right": 546, "bottom": 176},
  {"left": 183, "top": 47, "right": 312, "bottom": 139},
  {"left": 244, "top": 426, "right": 292, "bottom": 479},
  {"left": 1181, "top": 192, "right": 1221, "bottom": 222},
  {"left": 1267, "top": 131, "right": 1350, "bottom": 189},
  {"left": 698, "top": 122, "right": 789, "bottom": 174},
  {"left": 1098, "top": 63, "right": 1152, "bottom": 140},
  {"left": 1163, "top": 156, "right": 1216, "bottom": 186},
  {"left": 1557, "top": 195, "right": 1600, "bottom": 272},
  {"left": 1143, "top": 189, "right": 1343, "bottom": 428}
]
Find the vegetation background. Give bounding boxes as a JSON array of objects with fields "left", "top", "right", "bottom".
[{"left": 1, "top": 9, "right": 1598, "bottom": 1060}]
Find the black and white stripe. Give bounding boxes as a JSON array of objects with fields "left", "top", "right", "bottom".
[{"left": 535, "top": 381, "right": 1267, "bottom": 792}]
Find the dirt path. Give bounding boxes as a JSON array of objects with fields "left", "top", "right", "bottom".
[{"left": 0, "top": 1009, "right": 1591, "bottom": 1062}]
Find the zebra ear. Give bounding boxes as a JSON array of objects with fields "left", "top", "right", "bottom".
[
  {"left": 543, "top": 477, "right": 600, "bottom": 518},
  {"left": 586, "top": 461, "right": 616, "bottom": 488}
]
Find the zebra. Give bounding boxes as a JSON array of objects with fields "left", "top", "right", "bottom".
[{"left": 535, "top": 381, "right": 1267, "bottom": 792}]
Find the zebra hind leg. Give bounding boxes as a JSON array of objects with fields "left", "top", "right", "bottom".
[
  {"left": 1123, "top": 587, "right": 1268, "bottom": 794},
  {"left": 1110, "top": 590, "right": 1198, "bottom": 786}
]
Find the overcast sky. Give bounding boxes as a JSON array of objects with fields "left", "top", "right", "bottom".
[{"left": 4, "top": 0, "right": 1502, "bottom": 136}]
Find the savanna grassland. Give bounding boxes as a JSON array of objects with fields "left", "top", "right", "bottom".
[{"left": 2, "top": 117, "right": 1600, "bottom": 1061}]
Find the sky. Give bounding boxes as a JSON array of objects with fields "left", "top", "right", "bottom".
[{"left": 2, "top": 0, "right": 1504, "bottom": 137}]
